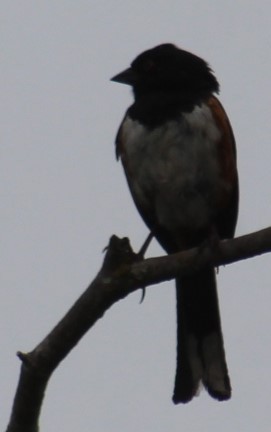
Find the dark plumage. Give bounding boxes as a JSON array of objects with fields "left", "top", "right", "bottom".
[{"left": 112, "top": 43, "right": 238, "bottom": 403}]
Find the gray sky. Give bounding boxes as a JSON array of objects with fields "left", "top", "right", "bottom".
[{"left": 1, "top": 1, "right": 271, "bottom": 431}]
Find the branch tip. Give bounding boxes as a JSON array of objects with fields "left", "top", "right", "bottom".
[
  {"left": 101, "top": 235, "right": 138, "bottom": 274},
  {"left": 17, "top": 351, "right": 30, "bottom": 364}
]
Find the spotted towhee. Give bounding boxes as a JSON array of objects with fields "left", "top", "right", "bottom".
[{"left": 111, "top": 44, "right": 238, "bottom": 403}]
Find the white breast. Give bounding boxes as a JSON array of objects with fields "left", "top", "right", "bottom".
[{"left": 120, "top": 104, "right": 222, "bottom": 240}]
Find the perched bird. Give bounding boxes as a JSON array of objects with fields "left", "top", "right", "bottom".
[{"left": 111, "top": 43, "right": 238, "bottom": 403}]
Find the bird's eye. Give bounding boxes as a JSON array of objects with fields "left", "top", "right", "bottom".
[{"left": 143, "top": 59, "right": 156, "bottom": 73}]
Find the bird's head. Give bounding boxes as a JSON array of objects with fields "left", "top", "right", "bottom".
[{"left": 111, "top": 43, "right": 219, "bottom": 100}]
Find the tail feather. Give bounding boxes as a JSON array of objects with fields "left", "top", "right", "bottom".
[{"left": 172, "top": 267, "right": 231, "bottom": 403}]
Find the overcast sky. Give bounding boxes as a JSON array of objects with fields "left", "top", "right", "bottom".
[{"left": 1, "top": 1, "right": 271, "bottom": 431}]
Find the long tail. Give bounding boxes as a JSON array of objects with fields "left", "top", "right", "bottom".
[{"left": 172, "top": 267, "right": 231, "bottom": 403}]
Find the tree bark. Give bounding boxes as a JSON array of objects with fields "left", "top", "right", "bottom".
[{"left": 5, "top": 227, "right": 271, "bottom": 432}]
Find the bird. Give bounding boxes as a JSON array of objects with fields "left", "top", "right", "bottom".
[{"left": 111, "top": 43, "right": 238, "bottom": 403}]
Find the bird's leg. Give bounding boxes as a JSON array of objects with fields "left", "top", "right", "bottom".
[
  {"left": 137, "top": 232, "right": 154, "bottom": 303},
  {"left": 138, "top": 232, "right": 154, "bottom": 258}
]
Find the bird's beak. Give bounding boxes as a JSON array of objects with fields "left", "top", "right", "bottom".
[{"left": 111, "top": 67, "right": 137, "bottom": 85}]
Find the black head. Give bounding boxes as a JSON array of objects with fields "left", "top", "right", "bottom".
[{"left": 111, "top": 43, "right": 219, "bottom": 100}]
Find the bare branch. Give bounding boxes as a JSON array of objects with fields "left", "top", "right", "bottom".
[{"left": 5, "top": 227, "right": 271, "bottom": 432}]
